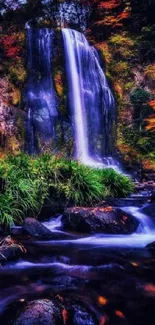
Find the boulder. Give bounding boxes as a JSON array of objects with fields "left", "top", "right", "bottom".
[
  {"left": 0, "top": 236, "right": 26, "bottom": 263},
  {"left": 146, "top": 241, "right": 155, "bottom": 251},
  {"left": 11, "top": 226, "right": 24, "bottom": 237},
  {"left": 62, "top": 207, "right": 139, "bottom": 234},
  {"left": 22, "top": 218, "right": 54, "bottom": 238},
  {"left": 150, "top": 189, "right": 155, "bottom": 202},
  {"left": 67, "top": 302, "right": 96, "bottom": 325},
  {"left": 141, "top": 204, "right": 155, "bottom": 220},
  {"left": 0, "top": 226, "right": 4, "bottom": 235},
  {"left": 14, "top": 300, "right": 62, "bottom": 325}
]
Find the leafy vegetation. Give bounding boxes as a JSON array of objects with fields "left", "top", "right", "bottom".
[{"left": 0, "top": 154, "right": 134, "bottom": 227}]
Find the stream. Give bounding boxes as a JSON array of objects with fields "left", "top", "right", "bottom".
[{"left": 1, "top": 199, "right": 155, "bottom": 325}]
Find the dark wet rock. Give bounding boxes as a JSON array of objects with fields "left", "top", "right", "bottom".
[
  {"left": 62, "top": 207, "right": 139, "bottom": 234},
  {"left": 146, "top": 241, "right": 155, "bottom": 251},
  {"left": 11, "top": 226, "right": 24, "bottom": 237},
  {"left": 150, "top": 189, "right": 155, "bottom": 202},
  {"left": 14, "top": 299, "right": 63, "bottom": 325},
  {"left": 0, "top": 237, "right": 26, "bottom": 263},
  {"left": 39, "top": 198, "right": 66, "bottom": 220},
  {"left": 22, "top": 218, "right": 54, "bottom": 238},
  {"left": 69, "top": 303, "right": 96, "bottom": 325},
  {"left": 0, "top": 226, "right": 4, "bottom": 235},
  {"left": 141, "top": 204, "right": 155, "bottom": 220}
]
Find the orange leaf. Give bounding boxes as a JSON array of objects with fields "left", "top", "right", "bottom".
[
  {"left": 144, "top": 284, "right": 155, "bottom": 295},
  {"left": 149, "top": 100, "right": 155, "bottom": 110},
  {"left": 130, "top": 262, "right": 138, "bottom": 267},
  {"left": 98, "top": 296, "right": 108, "bottom": 305},
  {"left": 62, "top": 309, "right": 68, "bottom": 325},
  {"left": 100, "top": 315, "right": 107, "bottom": 325},
  {"left": 115, "top": 310, "right": 125, "bottom": 318}
]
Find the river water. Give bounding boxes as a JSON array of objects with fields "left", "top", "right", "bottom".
[{"left": 1, "top": 201, "right": 155, "bottom": 325}]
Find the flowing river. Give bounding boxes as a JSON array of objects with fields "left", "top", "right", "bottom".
[{"left": 1, "top": 199, "right": 155, "bottom": 325}]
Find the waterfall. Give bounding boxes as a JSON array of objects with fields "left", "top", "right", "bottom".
[
  {"left": 25, "top": 26, "right": 117, "bottom": 167},
  {"left": 62, "top": 28, "right": 116, "bottom": 167},
  {"left": 26, "top": 27, "right": 58, "bottom": 153}
]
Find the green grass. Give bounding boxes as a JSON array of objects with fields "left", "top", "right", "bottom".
[{"left": 0, "top": 153, "right": 134, "bottom": 227}]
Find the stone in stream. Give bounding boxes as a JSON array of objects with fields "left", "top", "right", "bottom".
[
  {"left": 0, "top": 236, "right": 26, "bottom": 263},
  {"left": 22, "top": 217, "right": 75, "bottom": 240},
  {"left": 22, "top": 217, "right": 54, "bottom": 238},
  {"left": 146, "top": 241, "right": 155, "bottom": 252},
  {"left": 0, "top": 226, "right": 4, "bottom": 235},
  {"left": 62, "top": 207, "right": 139, "bottom": 234},
  {"left": 14, "top": 300, "right": 63, "bottom": 325},
  {"left": 141, "top": 203, "right": 155, "bottom": 220},
  {"left": 66, "top": 302, "right": 96, "bottom": 325}
]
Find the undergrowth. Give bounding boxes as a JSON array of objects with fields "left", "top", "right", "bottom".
[{"left": 0, "top": 153, "right": 134, "bottom": 227}]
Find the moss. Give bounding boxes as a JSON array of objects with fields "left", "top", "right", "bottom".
[{"left": 144, "top": 64, "right": 155, "bottom": 81}]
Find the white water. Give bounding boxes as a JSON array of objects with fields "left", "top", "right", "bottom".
[
  {"left": 62, "top": 28, "right": 89, "bottom": 163},
  {"left": 62, "top": 28, "right": 118, "bottom": 170},
  {"left": 43, "top": 205, "right": 155, "bottom": 248},
  {"left": 43, "top": 215, "right": 62, "bottom": 232}
]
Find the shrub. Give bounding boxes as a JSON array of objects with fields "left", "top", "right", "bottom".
[
  {"left": 0, "top": 154, "right": 134, "bottom": 227},
  {"left": 98, "top": 168, "right": 134, "bottom": 198}
]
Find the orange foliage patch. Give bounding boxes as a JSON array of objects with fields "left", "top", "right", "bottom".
[
  {"left": 145, "top": 116, "right": 155, "bottom": 131},
  {"left": 98, "top": 0, "right": 121, "bottom": 10},
  {"left": 114, "top": 83, "right": 123, "bottom": 99},
  {"left": 142, "top": 159, "right": 155, "bottom": 171},
  {"left": 149, "top": 100, "right": 155, "bottom": 110},
  {"left": 96, "top": 11, "right": 130, "bottom": 27}
]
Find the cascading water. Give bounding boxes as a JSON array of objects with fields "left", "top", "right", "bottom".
[
  {"left": 26, "top": 25, "right": 58, "bottom": 153},
  {"left": 62, "top": 28, "right": 116, "bottom": 168},
  {"left": 25, "top": 26, "right": 118, "bottom": 168}
]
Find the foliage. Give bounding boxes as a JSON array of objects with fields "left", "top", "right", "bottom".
[
  {"left": 144, "top": 64, "right": 155, "bottom": 81},
  {"left": 98, "top": 168, "right": 134, "bottom": 198},
  {"left": 0, "top": 154, "right": 134, "bottom": 227}
]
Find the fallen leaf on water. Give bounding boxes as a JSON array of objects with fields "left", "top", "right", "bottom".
[
  {"left": 100, "top": 315, "right": 107, "bottom": 325},
  {"left": 115, "top": 310, "right": 125, "bottom": 318},
  {"left": 130, "top": 262, "right": 139, "bottom": 267},
  {"left": 62, "top": 308, "right": 68, "bottom": 325},
  {"left": 98, "top": 296, "right": 108, "bottom": 305},
  {"left": 144, "top": 284, "right": 155, "bottom": 295}
]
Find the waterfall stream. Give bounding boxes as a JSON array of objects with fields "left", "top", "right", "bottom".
[
  {"left": 42, "top": 205, "right": 155, "bottom": 248},
  {"left": 62, "top": 28, "right": 116, "bottom": 168},
  {"left": 26, "top": 27, "right": 58, "bottom": 153},
  {"left": 26, "top": 26, "right": 117, "bottom": 167}
]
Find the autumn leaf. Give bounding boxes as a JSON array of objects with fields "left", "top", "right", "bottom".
[
  {"left": 62, "top": 308, "right": 68, "bottom": 325},
  {"left": 149, "top": 100, "right": 155, "bottom": 110},
  {"left": 100, "top": 315, "right": 107, "bottom": 325},
  {"left": 145, "top": 116, "right": 155, "bottom": 131},
  {"left": 98, "top": 296, "right": 108, "bottom": 305},
  {"left": 98, "top": 0, "right": 121, "bottom": 10},
  {"left": 115, "top": 310, "right": 125, "bottom": 318},
  {"left": 144, "top": 284, "right": 155, "bottom": 296}
]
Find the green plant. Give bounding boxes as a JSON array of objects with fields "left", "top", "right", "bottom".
[
  {"left": 0, "top": 153, "right": 135, "bottom": 227},
  {"left": 98, "top": 168, "right": 134, "bottom": 198}
]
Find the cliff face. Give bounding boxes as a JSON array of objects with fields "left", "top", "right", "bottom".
[{"left": 0, "top": 0, "right": 155, "bottom": 173}]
